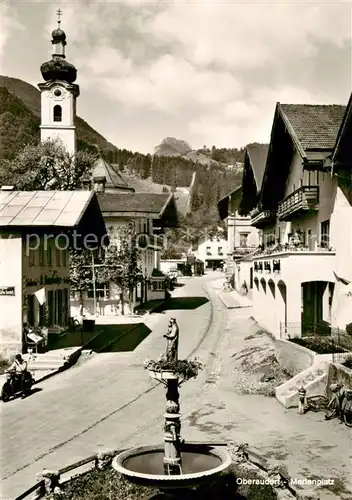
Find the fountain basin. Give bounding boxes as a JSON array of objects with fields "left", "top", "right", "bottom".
[{"left": 112, "top": 443, "right": 232, "bottom": 490}]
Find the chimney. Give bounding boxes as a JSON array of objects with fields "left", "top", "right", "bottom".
[{"left": 93, "top": 176, "right": 106, "bottom": 193}]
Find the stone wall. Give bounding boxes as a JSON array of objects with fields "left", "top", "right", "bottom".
[
  {"left": 325, "top": 362, "right": 352, "bottom": 398},
  {"left": 275, "top": 339, "right": 315, "bottom": 375}
]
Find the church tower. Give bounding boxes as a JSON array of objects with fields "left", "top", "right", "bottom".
[{"left": 38, "top": 10, "right": 79, "bottom": 155}]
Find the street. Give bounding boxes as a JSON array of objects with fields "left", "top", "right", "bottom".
[{"left": 1, "top": 273, "right": 351, "bottom": 500}]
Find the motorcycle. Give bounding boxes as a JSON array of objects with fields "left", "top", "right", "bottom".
[{"left": 1, "top": 369, "right": 34, "bottom": 402}]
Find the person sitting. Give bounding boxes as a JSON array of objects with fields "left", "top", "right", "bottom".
[
  {"left": 8, "top": 354, "right": 28, "bottom": 398},
  {"left": 24, "top": 323, "right": 44, "bottom": 353}
]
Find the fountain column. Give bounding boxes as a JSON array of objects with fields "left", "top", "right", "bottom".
[{"left": 164, "top": 378, "right": 182, "bottom": 475}]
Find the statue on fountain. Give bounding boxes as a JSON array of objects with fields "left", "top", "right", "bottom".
[{"left": 164, "top": 318, "right": 179, "bottom": 363}]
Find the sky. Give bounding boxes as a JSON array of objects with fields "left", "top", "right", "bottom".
[{"left": 1, "top": 0, "right": 351, "bottom": 154}]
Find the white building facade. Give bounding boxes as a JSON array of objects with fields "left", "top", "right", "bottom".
[{"left": 248, "top": 102, "right": 351, "bottom": 338}]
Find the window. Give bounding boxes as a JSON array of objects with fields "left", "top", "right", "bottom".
[
  {"left": 239, "top": 233, "right": 249, "bottom": 248},
  {"left": 56, "top": 247, "right": 61, "bottom": 267},
  {"left": 39, "top": 243, "right": 45, "bottom": 266},
  {"left": 218, "top": 247, "right": 223, "bottom": 255},
  {"left": 29, "top": 248, "right": 35, "bottom": 266},
  {"left": 152, "top": 280, "right": 165, "bottom": 291},
  {"left": 320, "top": 220, "right": 330, "bottom": 248},
  {"left": 47, "top": 245, "right": 52, "bottom": 267},
  {"left": 53, "top": 105, "right": 62, "bottom": 122},
  {"left": 87, "top": 284, "right": 109, "bottom": 299},
  {"left": 61, "top": 250, "right": 67, "bottom": 267},
  {"left": 206, "top": 246, "right": 211, "bottom": 255},
  {"left": 48, "top": 290, "right": 54, "bottom": 326},
  {"left": 306, "top": 229, "right": 312, "bottom": 250}
]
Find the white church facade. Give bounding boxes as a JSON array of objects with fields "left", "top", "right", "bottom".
[
  {"left": 38, "top": 15, "right": 79, "bottom": 156},
  {"left": 35, "top": 14, "right": 178, "bottom": 317}
]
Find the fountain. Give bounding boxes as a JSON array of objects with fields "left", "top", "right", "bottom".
[{"left": 112, "top": 318, "right": 232, "bottom": 498}]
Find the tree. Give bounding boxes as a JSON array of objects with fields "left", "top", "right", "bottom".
[
  {"left": 141, "top": 154, "right": 152, "bottom": 179},
  {"left": 69, "top": 249, "right": 95, "bottom": 316},
  {"left": 98, "top": 224, "right": 142, "bottom": 315},
  {"left": 0, "top": 137, "right": 97, "bottom": 190}
]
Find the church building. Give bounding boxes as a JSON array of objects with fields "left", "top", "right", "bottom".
[
  {"left": 39, "top": 12, "right": 79, "bottom": 155},
  {"left": 36, "top": 13, "right": 178, "bottom": 317}
]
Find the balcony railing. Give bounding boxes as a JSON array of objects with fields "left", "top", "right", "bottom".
[
  {"left": 252, "top": 242, "right": 334, "bottom": 258},
  {"left": 250, "top": 209, "right": 277, "bottom": 228},
  {"left": 278, "top": 186, "right": 319, "bottom": 221}
]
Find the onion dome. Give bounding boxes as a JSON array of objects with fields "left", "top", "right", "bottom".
[
  {"left": 40, "top": 10, "right": 77, "bottom": 83},
  {"left": 51, "top": 28, "right": 66, "bottom": 43},
  {"left": 40, "top": 58, "right": 77, "bottom": 83}
]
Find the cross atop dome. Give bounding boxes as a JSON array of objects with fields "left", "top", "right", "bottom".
[{"left": 56, "top": 8, "right": 63, "bottom": 28}]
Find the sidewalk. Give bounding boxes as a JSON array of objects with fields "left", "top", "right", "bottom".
[{"left": 212, "top": 278, "right": 252, "bottom": 309}]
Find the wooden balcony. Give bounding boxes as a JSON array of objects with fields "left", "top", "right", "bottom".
[
  {"left": 278, "top": 186, "right": 319, "bottom": 221},
  {"left": 250, "top": 208, "right": 276, "bottom": 228}
]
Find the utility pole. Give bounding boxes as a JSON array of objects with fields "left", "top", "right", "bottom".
[{"left": 91, "top": 251, "right": 97, "bottom": 316}]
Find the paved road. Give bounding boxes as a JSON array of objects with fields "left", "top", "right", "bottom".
[
  {"left": 1, "top": 273, "right": 228, "bottom": 499},
  {"left": 2, "top": 273, "right": 351, "bottom": 500}
]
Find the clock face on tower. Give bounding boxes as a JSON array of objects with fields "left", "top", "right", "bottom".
[{"left": 51, "top": 87, "right": 66, "bottom": 100}]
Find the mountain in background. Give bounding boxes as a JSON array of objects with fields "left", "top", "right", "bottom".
[
  {"left": 154, "top": 137, "right": 192, "bottom": 156},
  {"left": 0, "top": 75, "right": 244, "bottom": 227},
  {"left": 154, "top": 136, "right": 244, "bottom": 167}
]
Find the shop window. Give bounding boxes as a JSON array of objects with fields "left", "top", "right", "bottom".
[
  {"left": 56, "top": 247, "right": 61, "bottom": 266},
  {"left": 39, "top": 243, "right": 45, "bottom": 266},
  {"left": 29, "top": 248, "right": 35, "bottom": 266},
  {"left": 47, "top": 245, "right": 52, "bottom": 266}
]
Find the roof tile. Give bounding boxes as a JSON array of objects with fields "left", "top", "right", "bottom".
[
  {"left": 98, "top": 192, "right": 170, "bottom": 215},
  {"left": 280, "top": 104, "right": 346, "bottom": 150},
  {"left": 92, "top": 158, "right": 133, "bottom": 190}
]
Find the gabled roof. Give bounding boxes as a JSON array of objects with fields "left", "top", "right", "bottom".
[
  {"left": 279, "top": 103, "right": 346, "bottom": 154},
  {"left": 0, "top": 190, "right": 93, "bottom": 227},
  {"left": 92, "top": 158, "right": 134, "bottom": 192},
  {"left": 151, "top": 268, "right": 166, "bottom": 278},
  {"left": 217, "top": 144, "right": 268, "bottom": 220},
  {"left": 0, "top": 189, "right": 107, "bottom": 241},
  {"left": 217, "top": 186, "right": 242, "bottom": 220},
  {"left": 98, "top": 192, "right": 170, "bottom": 215},
  {"left": 258, "top": 102, "right": 347, "bottom": 210},
  {"left": 245, "top": 143, "right": 269, "bottom": 190}
]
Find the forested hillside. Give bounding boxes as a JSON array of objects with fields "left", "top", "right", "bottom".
[{"left": 0, "top": 75, "right": 244, "bottom": 227}]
